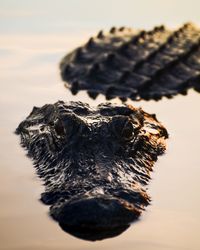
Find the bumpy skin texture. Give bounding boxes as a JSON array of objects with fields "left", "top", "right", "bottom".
[
  {"left": 16, "top": 101, "right": 168, "bottom": 240},
  {"left": 60, "top": 23, "right": 200, "bottom": 101}
]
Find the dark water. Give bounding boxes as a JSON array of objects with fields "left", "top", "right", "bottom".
[{"left": 1, "top": 1, "right": 200, "bottom": 249}]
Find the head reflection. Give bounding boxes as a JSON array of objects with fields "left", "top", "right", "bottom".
[{"left": 59, "top": 222, "right": 130, "bottom": 241}]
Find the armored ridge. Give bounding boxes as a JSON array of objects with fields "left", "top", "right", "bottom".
[
  {"left": 16, "top": 101, "right": 168, "bottom": 240},
  {"left": 60, "top": 23, "right": 200, "bottom": 101}
]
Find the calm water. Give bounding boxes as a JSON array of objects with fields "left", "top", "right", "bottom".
[{"left": 1, "top": 1, "right": 200, "bottom": 249}]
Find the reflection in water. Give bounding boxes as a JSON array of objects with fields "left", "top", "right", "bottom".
[
  {"left": 16, "top": 101, "right": 167, "bottom": 240},
  {"left": 59, "top": 223, "right": 130, "bottom": 241}
]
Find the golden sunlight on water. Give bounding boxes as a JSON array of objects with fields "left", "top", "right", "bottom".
[{"left": 1, "top": 1, "right": 200, "bottom": 249}]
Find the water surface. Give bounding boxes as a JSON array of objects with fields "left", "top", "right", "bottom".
[{"left": 0, "top": 1, "right": 200, "bottom": 249}]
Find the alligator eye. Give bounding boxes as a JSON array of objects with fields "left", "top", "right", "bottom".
[
  {"left": 121, "top": 121, "right": 134, "bottom": 140},
  {"left": 112, "top": 116, "right": 135, "bottom": 141},
  {"left": 54, "top": 119, "right": 66, "bottom": 137}
]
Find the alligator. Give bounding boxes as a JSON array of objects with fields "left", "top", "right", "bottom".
[
  {"left": 60, "top": 23, "right": 200, "bottom": 101},
  {"left": 16, "top": 101, "right": 168, "bottom": 240}
]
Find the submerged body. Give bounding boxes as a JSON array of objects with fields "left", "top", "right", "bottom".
[
  {"left": 60, "top": 23, "right": 200, "bottom": 101},
  {"left": 16, "top": 101, "right": 168, "bottom": 240}
]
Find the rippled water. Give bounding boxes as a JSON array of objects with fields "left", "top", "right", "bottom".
[{"left": 1, "top": 1, "right": 200, "bottom": 249}]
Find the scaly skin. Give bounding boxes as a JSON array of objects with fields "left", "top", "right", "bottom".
[
  {"left": 16, "top": 101, "right": 168, "bottom": 240},
  {"left": 60, "top": 23, "right": 200, "bottom": 101}
]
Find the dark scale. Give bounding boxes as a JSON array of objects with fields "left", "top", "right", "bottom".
[{"left": 60, "top": 23, "right": 200, "bottom": 101}]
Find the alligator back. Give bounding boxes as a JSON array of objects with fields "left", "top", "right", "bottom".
[{"left": 60, "top": 23, "right": 200, "bottom": 101}]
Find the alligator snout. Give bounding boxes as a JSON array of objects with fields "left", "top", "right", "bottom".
[
  {"left": 51, "top": 196, "right": 140, "bottom": 228},
  {"left": 50, "top": 195, "right": 140, "bottom": 240}
]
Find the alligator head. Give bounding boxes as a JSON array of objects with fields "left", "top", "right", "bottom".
[{"left": 16, "top": 101, "right": 168, "bottom": 240}]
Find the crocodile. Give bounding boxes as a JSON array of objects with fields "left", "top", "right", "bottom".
[
  {"left": 16, "top": 101, "right": 168, "bottom": 240},
  {"left": 60, "top": 23, "right": 200, "bottom": 101}
]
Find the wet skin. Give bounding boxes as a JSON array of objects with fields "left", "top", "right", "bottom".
[{"left": 16, "top": 101, "right": 168, "bottom": 240}]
